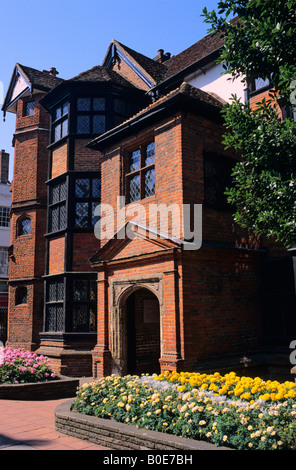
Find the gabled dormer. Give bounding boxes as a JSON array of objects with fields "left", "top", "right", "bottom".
[{"left": 2, "top": 63, "right": 63, "bottom": 119}]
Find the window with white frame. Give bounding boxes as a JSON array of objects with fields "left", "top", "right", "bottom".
[
  {"left": 0, "top": 247, "right": 9, "bottom": 277},
  {"left": 0, "top": 207, "right": 10, "bottom": 227}
]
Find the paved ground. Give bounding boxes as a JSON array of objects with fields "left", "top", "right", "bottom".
[{"left": 0, "top": 378, "right": 111, "bottom": 451}]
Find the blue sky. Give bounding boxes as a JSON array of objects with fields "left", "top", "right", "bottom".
[{"left": 0, "top": 0, "right": 221, "bottom": 180}]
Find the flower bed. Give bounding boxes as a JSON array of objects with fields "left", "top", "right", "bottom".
[
  {"left": 73, "top": 371, "right": 296, "bottom": 450},
  {"left": 0, "top": 347, "right": 56, "bottom": 384},
  {"left": 0, "top": 347, "right": 79, "bottom": 400}
]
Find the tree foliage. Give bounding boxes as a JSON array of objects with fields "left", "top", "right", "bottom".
[{"left": 202, "top": 1, "right": 296, "bottom": 248}]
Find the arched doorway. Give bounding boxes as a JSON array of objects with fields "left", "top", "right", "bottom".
[{"left": 125, "top": 288, "right": 161, "bottom": 375}]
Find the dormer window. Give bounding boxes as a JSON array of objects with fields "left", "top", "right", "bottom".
[
  {"left": 76, "top": 97, "right": 106, "bottom": 135},
  {"left": 52, "top": 100, "right": 68, "bottom": 142}
]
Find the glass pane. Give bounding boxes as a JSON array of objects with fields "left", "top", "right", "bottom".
[
  {"left": 93, "top": 115, "right": 105, "bottom": 134},
  {"left": 75, "top": 179, "right": 90, "bottom": 198},
  {"left": 255, "top": 77, "right": 269, "bottom": 90},
  {"left": 73, "top": 280, "right": 88, "bottom": 301},
  {"left": 129, "top": 174, "right": 141, "bottom": 202},
  {"left": 48, "top": 282, "right": 57, "bottom": 302},
  {"left": 20, "top": 218, "right": 31, "bottom": 235},
  {"left": 75, "top": 202, "right": 89, "bottom": 228},
  {"left": 56, "top": 305, "right": 64, "bottom": 331},
  {"left": 25, "top": 101, "right": 35, "bottom": 116},
  {"left": 77, "top": 115, "right": 90, "bottom": 134},
  {"left": 73, "top": 305, "right": 88, "bottom": 331},
  {"left": 145, "top": 142, "right": 155, "bottom": 166},
  {"left": 50, "top": 206, "right": 59, "bottom": 232},
  {"left": 60, "top": 181, "right": 67, "bottom": 201},
  {"left": 89, "top": 308, "right": 96, "bottom": 331},
  {"left": 46, "top": 306, "right": 56, "bottom": 331},
  {"left": 54, "top": 123, "right": 61, "bottom": 141},
  {"left": 93, "top": 97, "right": 105, "bottom": 111},
  {"left": 51, "top": 184, "right": 60, "bottom": 204},
  {"left": 90, "top": 281, "right": 96, "bottom": 301},
  {"left": 92, "top": 178, "right": 101, "bottom": 198},
  {"left": 144, "top": 168, "right": 155, "bottom": 197},
  {"left": 129, "top": 149, "right": 141, "bottom": 172},
  {"left": 62, "top": 102, "right": 68, "bottom": 116},
  {"left": 59, "top": 203, "right": 66, "bottom": 229},
  {"left": 77, "top": 98, "right": 91, "bottom": 111},
  {"left": 57, "top": 281, "right": 64, "bottom": 301},
  {"left": 55, "top": 106, "right": 62, "bottom": 120},
  {"left": 92, "top": 202, "right": 100, "bottom": 226},
  {"left": 62, "top": 118, "right": 68, "bottom": 137}
]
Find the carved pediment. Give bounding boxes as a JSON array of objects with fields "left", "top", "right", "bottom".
[{"left": 89, "top": 221, "right": 183, "bottom": 265}]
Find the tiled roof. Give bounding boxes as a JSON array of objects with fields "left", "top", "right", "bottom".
[
  {"left": 114, "top": 41, "right": 168, "bottom": 84},
  {"left": 17, "top": 64, "right": 64, "bottom": 91},
  {"left": 87, "top": 81, "right": 223, "bottom": 150},
  {"left": 68, "top": 65, "right": 138, "bottom": 88},
  {"left": 163, "top": 32, "right": 224, "bottom": 80}
]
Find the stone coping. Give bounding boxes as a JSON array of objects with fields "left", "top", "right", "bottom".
[
  {"left": 0, "top": 375, "right": 80, "bottom": 400},
  {"left": 55, "top": 399, "right": 232, "bottom": 451}
]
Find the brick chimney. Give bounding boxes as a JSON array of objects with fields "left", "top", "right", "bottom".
[
  {"left": 0, "top": 150, "right": 9, "bottom": 183},
  {"left": 155, "top": 49, "right": 171, "bottom": 63},
  {"left": 43, "top": 67, "right": 59, "bottom": 77}
]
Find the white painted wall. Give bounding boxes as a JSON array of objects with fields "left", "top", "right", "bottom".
[{"left": 185, "top": 61, "right": 246, "bottom": 103}]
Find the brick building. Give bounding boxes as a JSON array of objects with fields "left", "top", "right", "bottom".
[{"left": 2, "top": 31, "right": 295, "bottom": 378}]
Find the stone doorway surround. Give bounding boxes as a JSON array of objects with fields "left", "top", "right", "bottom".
[{"left": 110, "top": 274, "right": 164, "bottom": 376}]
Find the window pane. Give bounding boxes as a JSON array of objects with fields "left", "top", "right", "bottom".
[
  {"left": 92, "top": 202, "right": 100, "bottom": 226},
  {"left": 93, "top": 115, "right": 105, "bottom": 134},
  {"left": 0, "top": 207, "right": 9, "bottom": 227},
  {"left": 62, "top": 118, "right": 68, "bottom": 137},
  {"left": 50, "top": 206, "right": 60, "bottom": 232},
  {"left": 55, "top": 106, "right": 62, "bottom": 120},
  {"left": 129, "top": 174, "right": 141, "bottom": 202},
  {"left": 59, "top": 203, "right": 66, "bottom": 229},
  {"left": 25, "top": 101, "right": 35, "bottom": 116},
  {"left": 20, "top": 218, "right": 31, "bottom": 235},
  {"left": 89, "top": 308, "right": 96, "bottom": 331},
  {"left": 73, "top": 280, "right": 88, "bottom": 301},
  {"left": 56, "top": 305, "right": 64, "bottom": 331},
  {"left": 255, "top": 77, "right": 269, "bottom": 90},
  {"left": 62, "top": 102, "right": 68, "bottom": 116},
  {"left": 0, "top": 248, "right": 9, "bottom": 277},
  {"left": 51, "top": 184, "right": 60, "bottom": 204},
  {"left": 77, "top": 115, "right": 90, "bottom": 134},
  {"left": 77, "top": 98, "right": 91, "bottom": 111},
  {"left": 54, "top": 123, "right": 61, "bottom": 141},
  {"left": 145, "top": 142, "right": 155, "bottom": 166},
  {"left": 93, "top": 97, "right": 105, "bottom": 111},
  {"left": 75, "top": 179, "right": 90, "bottom": 198},
  {"left": 129, "top": 149, "right": 141, "bottom": 172},
  {"left": 60, "top": 181, "right": 67, "bottom": 201},
  {"left": 46, "top": 306, "right": 56, "bottom": 331},
  {"left": 144, "top": 168, "right": 155, "bottom": 197},
  {"left": 92, "top": 178, "right": 101, "bottom": 198},
  {"left": 73, "top": 305, "right": 88, "bottom": 331},
  {"left": 16, "top": 287, "right": 27, "bottom": 305},
  {"left": 75, "top": 202, "right": 89, "bottom": 228}
]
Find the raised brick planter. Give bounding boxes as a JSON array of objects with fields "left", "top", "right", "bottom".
[
  {"left": 55, "top": 400, "right": 231, "bottom": 450},
  {"left": 0, "top": 376, "right": 79, "bottom": 400}
]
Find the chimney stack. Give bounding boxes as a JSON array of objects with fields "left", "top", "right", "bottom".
[
  {"left": 155, "top": 49, "right": 171, "bottom": 63},
  {"left": 49, "top": 67, "right": 59, "bottom": 77},
  {"left": 0, "top": 150, "right": 9, "bottom": 183}
]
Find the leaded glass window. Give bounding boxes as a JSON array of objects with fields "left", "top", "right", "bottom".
[
  {"left": 126, "top": 142, "right": 155, "bottom": 203},
  {"left": 25, "top": 101, "right": 35, "bottom": 116},
  {"left": 204, "top": 151, "right": 234, "bottom": 211},
  {"left": 48, "top": 179, "right": 67, "bottom": 232},
  {"left": 76, "top": 96, "right": 106, "bottom": 135},
  {"left": 74, "top": 177, "right": 101, "bottom": 228},
  {"left": 52, "top": 99, "right": 68, "bottom": 142},
  {"left": 71, "top": 279, "right": 97, "bottom": 332},
  {"left": 19, "top": 218, "right": 31, "bottom": 236},
  {"left": 45, "top": 279, "right": 64, "bottom": 332},
  {"left": 0, "top": 207, "right": 10, "bottom": 227}
]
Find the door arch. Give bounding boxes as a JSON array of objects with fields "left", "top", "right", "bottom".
[{"left": 124, "top": 287, "right": 161, "bottom": 375}]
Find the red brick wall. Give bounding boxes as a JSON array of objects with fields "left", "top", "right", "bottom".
[
  {"left": 51, "top": 143, "right": 67, "bottom": 178},
  {"left": 48, "top": 237, "right": 65, "bottom": 275},
  {"left": 71, "top": 232, "right": 100, "bottom": 271},
  {"left": 74, "top": 139, "right": 101, "bottom": 171}
]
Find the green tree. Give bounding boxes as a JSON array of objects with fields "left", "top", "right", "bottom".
[{"left": 202, "top": 1, "right": 296, "bottom": 248}]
